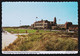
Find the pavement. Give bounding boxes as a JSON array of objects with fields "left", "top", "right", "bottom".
[
  {"left": 2, "top": 31, "right": 18, "bottom": 49},
  {"left": 13, "top": 33, "right": 29, "bottom": 35}
]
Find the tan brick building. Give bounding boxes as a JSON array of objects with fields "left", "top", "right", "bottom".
[
  {"left": 31, "top": 17, "right": 57, "bottom": 29},
  {"left": 31, "top": 17, "right": 78, "bottom": 31}
]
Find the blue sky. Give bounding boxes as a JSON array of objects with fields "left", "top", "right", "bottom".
[{"left": 2, "top": 2, "right": 78, "bottom": 27}]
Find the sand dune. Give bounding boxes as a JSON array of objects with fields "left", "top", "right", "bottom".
[{"left": 2, "top": 31, "right": 18, "bottom": 49}]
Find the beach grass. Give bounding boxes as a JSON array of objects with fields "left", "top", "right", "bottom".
[{"left": 3, "top": 31, "right": 78, "bottom": 51}]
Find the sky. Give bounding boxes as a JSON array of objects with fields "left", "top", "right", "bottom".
[{"left": 2, "top": 2, "right": 78, "bottom": 27}]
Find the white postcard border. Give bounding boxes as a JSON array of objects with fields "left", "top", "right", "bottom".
[{"left": 2, "top": 51, "right": 78, "bottom": 54}]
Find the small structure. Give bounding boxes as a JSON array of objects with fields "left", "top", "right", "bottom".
[
  {"left": 26, "top": 30, "right": 27, "bottom": 33},
  {"left": 36, "top": 30, "right": 39, "bottom": 33}
]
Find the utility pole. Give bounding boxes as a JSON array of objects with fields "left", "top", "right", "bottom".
[
  {"left": 20, "top": 19, "right": 21, "bottom": 26},
  {"left": 18, "top": 19, "right": 21, "bottom": 38},
  {"left": 19, "top": 19, "right": 21, "bottom": 34}
]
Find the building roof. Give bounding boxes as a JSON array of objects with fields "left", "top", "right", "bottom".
[
  {"left": 35, "top": 20, "right": 50, "bottom": 23},
  {"left": 65, "top": 22, "right": 72, "bottom": 23},
  {"left": 57, "top": 24, "right": 65, "bottom": 25},
  {"left": 69, "top": 25, "right": 78, "bottom": 27}
]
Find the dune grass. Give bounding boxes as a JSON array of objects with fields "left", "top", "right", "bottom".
[{"left": 3, "top": 32, "right": 78, "bottom": 51}]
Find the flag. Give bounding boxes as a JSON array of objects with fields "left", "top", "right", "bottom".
[
  {"left": 59, "top": 19, "right": 60, "bottom": 21},
  {"left": 36, "top": 17, "right": 38, "bottom": 18}
]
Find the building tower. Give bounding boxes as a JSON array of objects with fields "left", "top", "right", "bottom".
[
  {"left": 65, "top": 22, "right": 72, "bottom": 29},
  {"left": 53, "top": 17, "right": 57, "bottom": 25}
]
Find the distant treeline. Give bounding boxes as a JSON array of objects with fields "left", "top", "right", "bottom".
[{"left": 2, "top": 25, "right": 30, "bottom": 29}]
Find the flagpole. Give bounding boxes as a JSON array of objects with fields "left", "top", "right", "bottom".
[
  {"left": 35, "top": 17, "right": 36, "bottom": 22},
  {"left": 20, "top": 20, "right": 21, "bottom": 26}
]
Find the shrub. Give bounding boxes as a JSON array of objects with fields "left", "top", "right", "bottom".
[{"left": 45, "top": 37, "right": 78, "bottom": 51}]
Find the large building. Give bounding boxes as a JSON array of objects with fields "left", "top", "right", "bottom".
[
  {"left": 31, "top": 17, "right": 57, "bottom": 29},
  {"left": 31, "top": 17, "right": 78, "bottom": 31}
]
